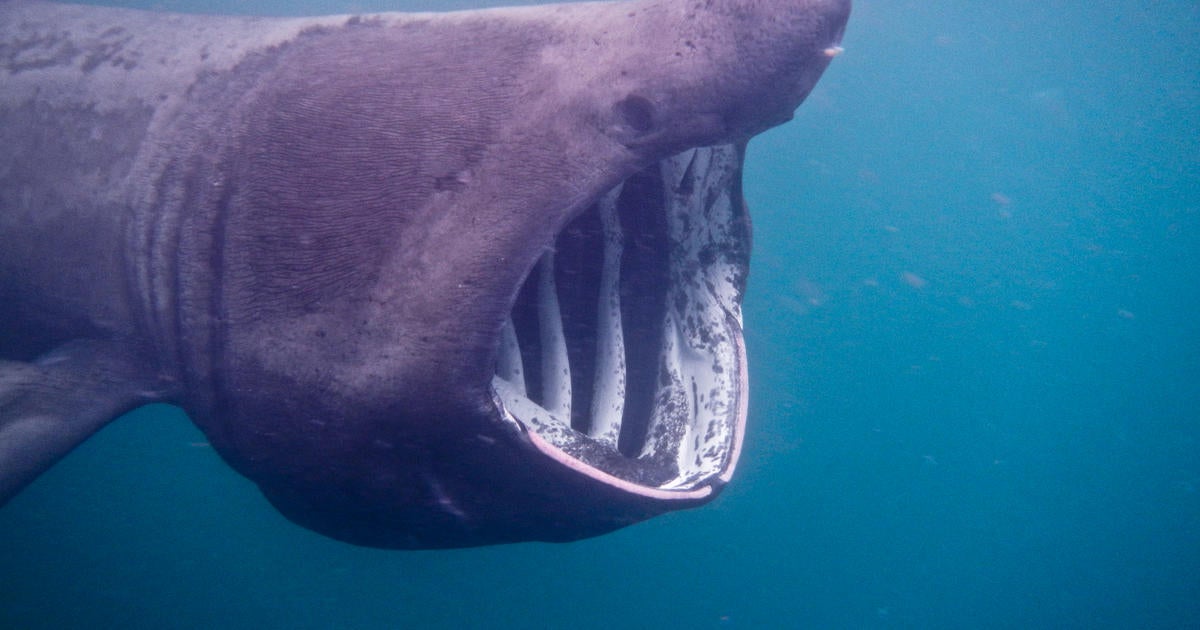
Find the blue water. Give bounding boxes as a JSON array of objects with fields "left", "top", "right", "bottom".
[{"left": 3, "top": 1, "right": 1197, "bottom": 628}]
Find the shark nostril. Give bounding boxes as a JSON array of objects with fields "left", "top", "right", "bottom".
[{"left": 615, "top": 94, "right": 656, "bottom": 135}]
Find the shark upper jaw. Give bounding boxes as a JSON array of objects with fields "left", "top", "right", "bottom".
[{"left": 488, "top": 142, "right": 750, "bottom": 503}]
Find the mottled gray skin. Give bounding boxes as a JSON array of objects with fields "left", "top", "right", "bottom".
[{"left": 0, "top": 0, "right": 848, "bottom": 547}]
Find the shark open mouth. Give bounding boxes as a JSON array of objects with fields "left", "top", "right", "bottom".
[{"left": 491, "top": 144, "right": 750, "bottom": 498}]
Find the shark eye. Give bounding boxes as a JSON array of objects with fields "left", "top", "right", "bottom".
[{"left": 614, "top": 94, "right": 656, "bottom": 135}]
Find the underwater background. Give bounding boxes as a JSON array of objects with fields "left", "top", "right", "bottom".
[{"left": 2, "top": 0, "right": 1197, "bottom": 627}]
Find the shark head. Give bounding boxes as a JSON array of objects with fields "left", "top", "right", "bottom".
[{"left": 181, "top": 0, "right": 850, "bottom": 548}]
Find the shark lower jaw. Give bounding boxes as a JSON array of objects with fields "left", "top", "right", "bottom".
[{"left": 490, "top": 144, "right": 750, "bottom": 500}]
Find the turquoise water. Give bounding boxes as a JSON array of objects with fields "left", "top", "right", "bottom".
[{"left": 3, "top": 1, "right": 1198, "bottom": 627}]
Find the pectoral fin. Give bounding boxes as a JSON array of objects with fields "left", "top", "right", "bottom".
[{"left": 0, "top": 340, "right": 169, "bottom": 504}]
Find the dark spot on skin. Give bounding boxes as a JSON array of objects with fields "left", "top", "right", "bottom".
[
  {"left": 615, "top": 94, "right": 655, "bottom": 135},
  {"left": 344, "top": 15, "right": 384, "bottom": 28},
  {"left": 434, "top": 173, "right": 467, "bottom": 192},
  {"left": 1, "top": 32, "right": 81, "bottom": 73}
]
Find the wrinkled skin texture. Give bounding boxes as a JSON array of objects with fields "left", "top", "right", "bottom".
[{"left": 0, "top": 0, "right": 849, "bottom": 547}]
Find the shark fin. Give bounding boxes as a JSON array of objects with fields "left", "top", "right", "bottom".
[{"left": 0, "top": 340, "right": 170, "bottom": 504}]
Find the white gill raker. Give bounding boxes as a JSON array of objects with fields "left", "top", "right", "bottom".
[
  {"left": 638, "top": 310, "right": 687, "bottom": 460},
  {"left": 660, "top": 144, "right": 743, "bottom": 487},
  {"left": 588, "top": 183, "right": 626, "bottom": 447},
  {"left": 496, "top": 317, "right": 526, "bottom": 395},
  {"left": 645, "top": 146, "right": 734, "bottom": 484},
  {"left": 492, "top": 375, "right": 574, "bottom": 438},
  {"left": 635, "top": 150, "right": 693, "bottom": 462},
  {"left": 668, "top": 311, "right": 703, "bottom": 483},
  {"left": 537, "top": 252, "right": 572, "bottom": 419}
]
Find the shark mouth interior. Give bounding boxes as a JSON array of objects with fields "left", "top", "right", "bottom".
[{"left": 491, "top": 144, "right": 750, "bottom": 496}]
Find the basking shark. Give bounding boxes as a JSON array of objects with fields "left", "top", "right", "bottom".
[{"left": 0, "top": 0, "right": 849, "bottom": 548}]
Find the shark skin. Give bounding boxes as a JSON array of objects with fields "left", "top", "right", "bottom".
[{"left": 0, "top": 0, "right": 849, "bottom": 548}]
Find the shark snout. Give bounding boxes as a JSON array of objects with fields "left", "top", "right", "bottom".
[{"left": 581, "top": 0, "right": 852, "bottom": 155}]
